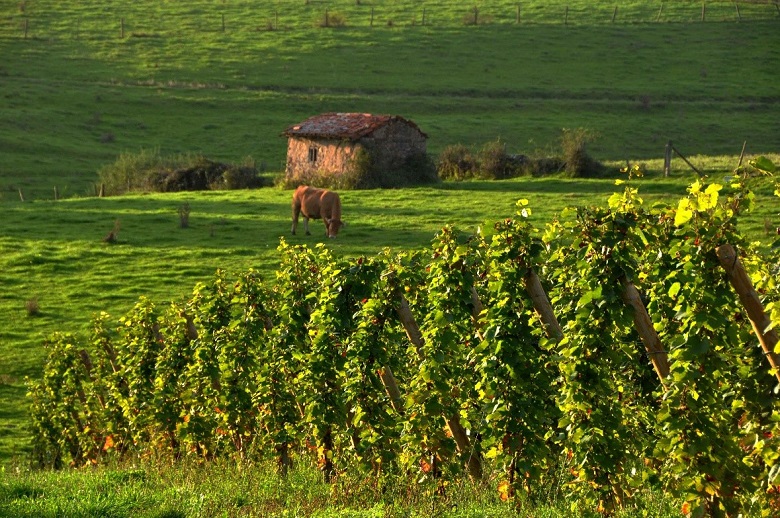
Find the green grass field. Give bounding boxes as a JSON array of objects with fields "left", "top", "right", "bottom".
[
  {"left": 1, "top": 1, "right": 779, "bottom": 200},
  {"left": 1, "top": 1, "right": 779, "bottom": 515}
]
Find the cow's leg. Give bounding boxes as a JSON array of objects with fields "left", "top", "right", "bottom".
[
  {"left": 291, "top": 204, "right": 300, "bottom": 235},
  {"left": 304, "top": 217, "right": 311, "bottom": 236}
]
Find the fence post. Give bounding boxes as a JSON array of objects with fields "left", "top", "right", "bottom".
[
  {"left": 716, "top": 244, "right": 780, "bottom": 384},
  {"left": 24, "top": 18, "right": 28, "bottom": 38},
  {"left": 516, "top": 4, "right": 521, "bottom": 24},
  {"left": 612, "top": 6, "right": 618, "bottom": 23},
  {"left": 735, "top": 1, "right": 741, "bottom": 22},
  {"left": 656, "top": 2, "right": 664, "bottom": 21},
  {"left": 54, "top": 186, "right": 58, "bottom": 201},
  {"left": 701, "top": 0, "right": 706, "bottom": 22},
  {"left": 663, "top": 140, "right": 672, "bottom": 177},
  {"left": 564, "top": 5, "right": 569, "bottom": 25}
]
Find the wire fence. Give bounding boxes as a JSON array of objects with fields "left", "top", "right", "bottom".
[{"left": 2, "top": 0, "right": 778, "bottom": 40}]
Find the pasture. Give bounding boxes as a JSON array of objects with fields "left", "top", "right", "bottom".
[
  {"left": 1, "top": 1, "right": 779, "bottom": 200},
  {"left": 0, "top": 1, "right": 779, "bottom": 515}
]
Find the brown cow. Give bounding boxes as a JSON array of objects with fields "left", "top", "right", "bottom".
[{"left": 291, "top": 185, "right": 345, "bottom": 238}]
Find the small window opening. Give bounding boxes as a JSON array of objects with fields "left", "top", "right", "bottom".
[{"left": 308, "top": 147, "right": 318, "bottom": 163}]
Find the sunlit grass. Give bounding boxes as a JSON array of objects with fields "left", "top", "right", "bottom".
[{"left": 0, "top": 455, "right": 683, "bottom": 517}]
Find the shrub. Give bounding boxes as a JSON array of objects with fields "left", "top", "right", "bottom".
[
  {"left": 316, "top": 11, "right": 346, "bottom": 28},
  {"left": 178, "top": 203, "right": 191, "bottom": 229},
  {"left": 437, "top": 144, "right": 478, "bottom": 181},
  {"left": 559, "top": 127, "right": 606, "bottom": 178},
  {"left": 477, "top": 138, "right": 519, "bottom": 179},
  {"left": 25, "top": 297, "right": 40, "bottom": 317},
  {"left": 97, "top": 150, "right": 266, "bottom": 195}
]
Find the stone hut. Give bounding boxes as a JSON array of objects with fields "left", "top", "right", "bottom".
[{"left": 282, "top": 112, "right": 428, "bottom": 187}]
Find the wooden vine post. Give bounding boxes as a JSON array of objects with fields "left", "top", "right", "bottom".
[
  {"left": 396, "top": 295, "right": 483, "bottom": 480},
  {"left": 716, "top": 244, "right": 780, "bottom": 383},
  {"left": 619, "top": 277, "right": 671, "bottom": 384},
  {"left": 524, "top": 269, "right": 564, "bottom": 341},
  {"left": 378, "top": 366, "right": 404, "bottom": 414}
]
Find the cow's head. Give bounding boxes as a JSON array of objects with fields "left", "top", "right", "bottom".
[{"left": 324, "top": 218, "right": 345, "bottom": 238}]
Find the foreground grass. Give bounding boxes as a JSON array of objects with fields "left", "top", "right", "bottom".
[{"left": 0, "top": 456, "right": 682, "bottom": 518}]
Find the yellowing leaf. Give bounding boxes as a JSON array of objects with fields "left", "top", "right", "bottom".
[
  {"left": 497, "top": 480, "right": 512, "bottom": 502},
  {"left": 675, "top": 199, "right": 693, "bottom": 226}
]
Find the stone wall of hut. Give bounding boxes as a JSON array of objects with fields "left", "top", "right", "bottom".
[
  {"left": 284, "top": 119, "right": 426, "bottom": 185},
  {"left": 359, "top": 120, "right": 427, "bottom": 173},
  {"left": 285, "top": 137, "right": 360, "bottom": 183}
]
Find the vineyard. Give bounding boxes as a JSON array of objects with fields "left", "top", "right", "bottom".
[{"left": 28, "top": 166, "right": 780, "bottom": 516}]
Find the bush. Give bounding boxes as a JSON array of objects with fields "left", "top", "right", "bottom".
[
  {"left": 559, "top": 127, "right": 606, "bottom": 178},
  {"left": 316, "top": 11, "right": 346, "bottom": 28},
  {"left": 477, "top": 138, "right": 518, "bottom": 179},
  {"left": 437, "top": 144, "right": 478, "bottom": 181},
  {"left": 97, "top": 150, "right": 267, "bottom": 195}
]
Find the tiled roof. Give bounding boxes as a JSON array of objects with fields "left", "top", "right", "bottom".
[{"left": 282, "top": 112, "right": 427, "bottom": 140}]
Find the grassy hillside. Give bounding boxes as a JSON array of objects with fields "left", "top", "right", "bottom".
[
  {"left": 0, "top": 0, "right": 778, "bottom": 492},
  {"left": 1, "top": 1, "right": 779, "bottom": 199}
]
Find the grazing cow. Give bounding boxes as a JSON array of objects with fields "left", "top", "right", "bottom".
[{"left": 291, "top": 185, "right": 345, "bottom": 238}]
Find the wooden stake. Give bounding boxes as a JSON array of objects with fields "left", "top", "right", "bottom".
[
  {"left": 378, "top": 366, "right": 404, "bottom": 414},
  {"left": 54, "top": 186, "right": 58, "bottom": 200},
  {"left": 516, "top": 4, "right": 521, "bottom": 24},
  {"left": 656, "top": 3, "right": 664, "bottom": 21},
  {"left": 619, "top": 278, "right": 670, "bottom": 384},
  {"left": 396, "top": 296, "right": 424, "bottom": 357},
  {"left": 524, "top": 269, "right": 563, "bottom": 341},
  {"left": 120, "top": 18, "right": 124, "bottom": 38},
  {"left": 701, "top": 1, "right": 706, "bottom": 22},
  {"left": 735, "top": 1, "right": 741, "bottom": 22},
  {"left": 612, "top": 6, "right": 618, "bottom": 23},
  {"left": 716, "top": 244, "right": 780, "bottom": 384},
  {"left": 672, "top": 145, "right": 703, "bottom": 177},
  {"left": 663, "top": 140, "right": 672, "bottom": 177},
  {"left": 18, "top": 188, "right": 24, "bottom": 202},
  {"left": 737, "top": 140, "right": 747, "bottom": 168},
  {"left": 564, "top": 5, "right": 569, "bottom": 25},
  {"left": 24, "top": 18, "right": 28, "bottom": 38}
]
